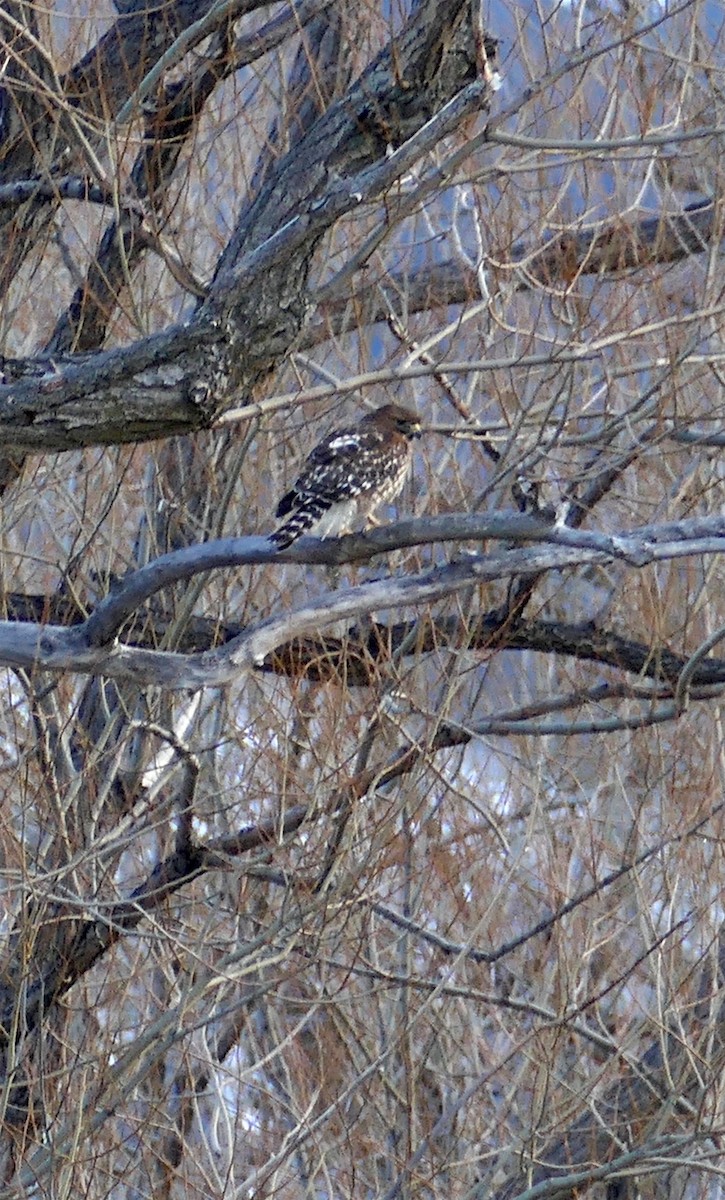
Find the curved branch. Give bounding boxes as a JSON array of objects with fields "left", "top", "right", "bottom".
[
  {"left": 80, "top": 511, "right": 721, "bottom": 645},
  {"left": 6, "top": 592, "right": 725, "bottom": 695},
  {"left": 0, "top": 513, "right": 722, "bottom": 684}
]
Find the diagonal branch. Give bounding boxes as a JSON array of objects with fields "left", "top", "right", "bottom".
[
  {"left": 46, "top": 0, "right": 335, "bottom": 356},
  {"left": 0, "top": 2, "right": 496, "bottom": 455}
]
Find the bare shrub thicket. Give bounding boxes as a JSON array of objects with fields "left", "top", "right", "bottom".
[{"left": 0, "top": 1, "right": 724, "bottom": 1197}]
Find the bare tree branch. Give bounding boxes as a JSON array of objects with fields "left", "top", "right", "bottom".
[
  {"left": 309, "top": 198, "right": 720, "bottom": 344},
  {"left": 0, "top": 513, "right": 721, "bottom": 684}
]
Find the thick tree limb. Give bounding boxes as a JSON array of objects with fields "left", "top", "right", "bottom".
[
  {"left": 6, "top": 591, "right": 725, "bottom": 695},
  {"left": 0, "top": 10, "right": 714, "bottom": 465},
  {"left": 0, "top": 513, "right": 722, "bottom": 685},
  {"left": 0, "top": 194, "right": 714, "bottom": 453},
  {"left": 47, "top": 0, "right": 336, "bottom": 355},
  {"left": 1, "top": 21, "right": 713, "bottom": 459},
  {"left": 0, "top": 2, "right": 494, "bottom": 455},
  {"left": 0, "top": 2, "right": 268, "bottom": 294}
]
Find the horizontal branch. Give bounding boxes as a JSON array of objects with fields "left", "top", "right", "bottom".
[
  {"left": 0, "top": 175, "right": 123, "bottom": 208},
  {"left": 8, "top": 592, "right": 725, "bottom": 698},
  {"left": 269, "top": 606, "right": 725, "bottom": 692},
  {"left": 83, "top": 511, "right": 560, "bottom": 644},
  {"left": 83, "top": 510, "right": 725, "bottom": 643},
  {"left": 310, "top": 198, "right": 718, "bottom": 342},
  {"left": 0, "top": 512, "right": 722, "bottom": 685},
  {"left": 488, "top": 125, "right": 725, "bottom": 154}
]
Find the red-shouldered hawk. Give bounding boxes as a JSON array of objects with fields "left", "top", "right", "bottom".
[{"left": 270, "top": 403, "right": 422, "bottom": 549}]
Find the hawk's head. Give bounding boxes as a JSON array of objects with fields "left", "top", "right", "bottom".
[{"left": 367, "top": 403, "right": 422, "bottom": 439}]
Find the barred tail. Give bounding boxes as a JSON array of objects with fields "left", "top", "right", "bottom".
[{"left": 269, "top": 500, "right": 328, "bottom": 550}]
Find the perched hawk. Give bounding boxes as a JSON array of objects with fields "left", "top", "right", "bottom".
[{"left": 270, "top": 403, "right": 422, "bottom": 549}]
